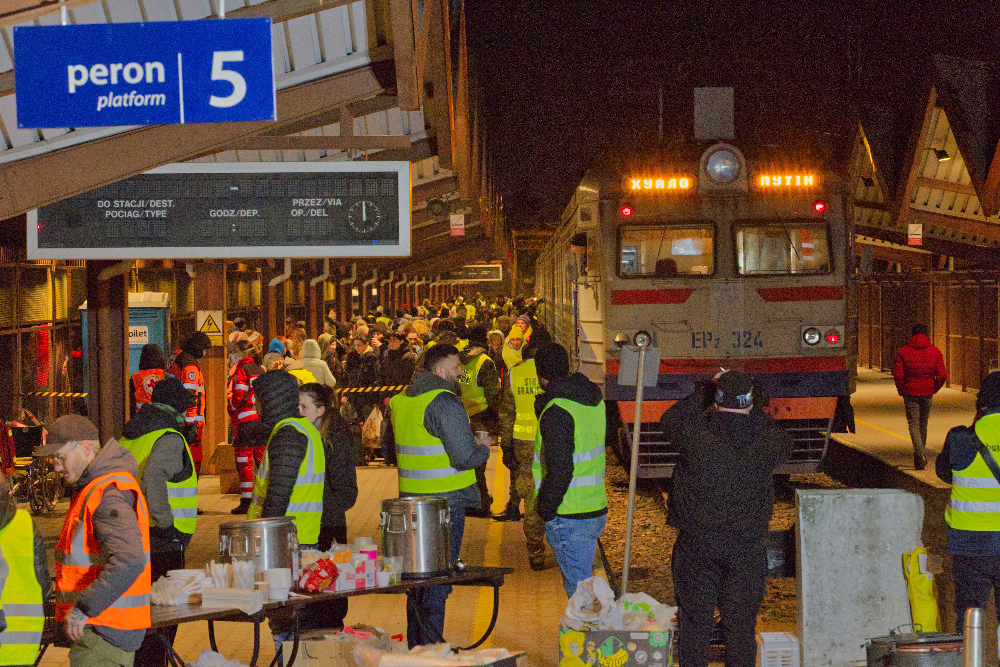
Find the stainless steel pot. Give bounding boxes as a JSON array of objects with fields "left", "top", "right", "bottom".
[
  {"left": 380, "top": 497, "right": 451, "bottom": 579},
  {"left": 219, "top": 517, "right": 299, "bottom": 577},
  {"left": 866, "top": 630, "right": 963, "bottom": 667}
]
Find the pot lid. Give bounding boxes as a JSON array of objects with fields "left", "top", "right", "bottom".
[
  {"left": 381, "top": 496, "right": 448, "bottom": 509},
  {"left": 868, "top": 632, "right": 963, "bottom": 647},
  {"left": 219, "top": 516, "right": 296, "bottom": 531}
]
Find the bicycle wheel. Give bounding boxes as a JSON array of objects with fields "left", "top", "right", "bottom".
[{"left": 39, "top": 470, "right": 62, "bottom": 512}]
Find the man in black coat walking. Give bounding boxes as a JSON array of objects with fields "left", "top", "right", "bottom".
[{"left": 660, "top": 370, "right": 792, "bottom": 667}]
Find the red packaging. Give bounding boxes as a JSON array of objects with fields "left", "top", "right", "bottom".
[{"left": 301, "top": 558, "right": 339, "bottom": 592}]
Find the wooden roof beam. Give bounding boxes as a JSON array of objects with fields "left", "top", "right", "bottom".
[
  {"left": 855, "top": 223, "right": 1000, "bottom": 266},
  {"left": 910, "top": 209, "right": 1000, "bottom": 246},
  {"left": 0, "top": 60, "right": 395, "bottom": 221}
]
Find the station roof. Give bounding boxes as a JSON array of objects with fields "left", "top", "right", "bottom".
[{"left": 851, "top": 54, "right": 1000, "bottom": 269}]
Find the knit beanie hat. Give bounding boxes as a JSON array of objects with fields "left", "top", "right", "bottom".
[
  {"left": 253, "top": 370, "right": 300, "bottom": 426},
  {"left": 534, "top": 342, "right": 569, "bottom": 382},
  {"left": 516, "top": 314, "right": 531, "bottom": 328},
  {"left": 977, "top": 371, "right": 1000, "bottom": 410},
  {"left": 715, "top": 371, "right": 754, "bottom": 409},
  {"left": 152, "top": 377, "right": 193, "bottom": 415}
]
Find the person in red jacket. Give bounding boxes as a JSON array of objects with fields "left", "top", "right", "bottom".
[
  {"left": 227, "top": 340, "right": 267, "bottom": 515},
  {"left": 169, "top": 332, "right": 212, "bottom": 470},
  {"left": 893, "top": 324, "right": 947, "bottom": 470}
]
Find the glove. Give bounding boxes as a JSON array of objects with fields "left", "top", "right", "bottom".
[
  {"left": 64, "top": 606, "right": 89, "bottom": 642},
  {"left": 149, "top": 525, "right": 183, "bottom": 542}
]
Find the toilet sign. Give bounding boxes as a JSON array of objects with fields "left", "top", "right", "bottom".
[
  {"left": 908, "top": 223, "right": 923, "bottom": 246},
  {"left": 196, "top": 310, "right": 224, "bottom": 346},
  {"left": 128, "top": 326, "right": 149, "bottom": 345}
]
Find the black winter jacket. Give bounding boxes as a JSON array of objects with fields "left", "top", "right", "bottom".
[
  {"left": 381, "top": 347, "right": 417, "bottom": 387},
  {"left": 534, "top": 372, "right": 606, "bottom": 522},
  {"left": 253, "top": 372, "right": 311, "bottom": 525},
  {"left": 321, "top": 415, "right": 359, "bottom": 527},
  {"left": 660, "top": 385, "right": 793, "bottom": 540}
]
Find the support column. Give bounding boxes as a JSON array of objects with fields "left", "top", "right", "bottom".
[
  {"left": 194, "top": 262, "right": 226, "bottom": 471},
  {"left": 85, "top": 261, "right": 128, "bottom": 443},
  {"left": 260, "top": 266, "right": 285, "bottom": 344},
  {"left": 308, "top": 268, "right": 324, "bottom": 338}
]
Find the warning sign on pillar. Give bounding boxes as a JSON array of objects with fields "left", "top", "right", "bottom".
[
  {"left": 196, "top": 310, "right": 224, "bottom": 346},
  {"left": 908, "top": 223, "right": 923, "bottom": 246},
  {"left": 450, "top": 214, "right": 465, "bottom": 236}
]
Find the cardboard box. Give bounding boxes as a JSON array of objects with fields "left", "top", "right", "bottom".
[
  {"left": 219, "top": 471, "right": 240, "bottom": 495},
  {"left": 213, "top": 443, "right": 237, "bottom": 472},
  {"left": 282, "top": 625, "right": 389, "bottom": 666},
  {"left": 558, "top": 629, "right": 673, "bottom": 667}
]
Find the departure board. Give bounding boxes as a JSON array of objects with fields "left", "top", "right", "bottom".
[{"left": 27, "top": 162, "right": 411, "bottom": 259}]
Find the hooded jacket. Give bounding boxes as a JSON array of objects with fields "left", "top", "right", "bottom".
[
  {"left": 534, "top": 372, "right": 605, "bottom": 521},
  {"left": 121, "top": 403, "right": 192, "bottom": 550},
  {"left": 380, "top": 370, "right": 490, "bottom": 509},
  {"left": 299, "top": 339, "right": 337, "bottom": 387},
  {"left": 253, "top": 371, "right": 311, "bottom": 521},
  {"left": 381, "top": 345, "right": 417, "bottom": 386},
  {"left": 894, "top": 333, "right": 947, "bottom": 397},
  {"left": 67, "top": 439, "right": 149, "bottom": 651},
  {"left": 0, "top": 481, "right": 51, "bottom": 633},
  {"left": 660, "top": 384, "right": 793, "bottom": 541},
  {"left": 343, "top": 346, "right": 381, "bottom": 389}
]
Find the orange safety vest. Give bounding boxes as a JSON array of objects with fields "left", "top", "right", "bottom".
[
  {"left": 130, "top": 368, "right": 164, "bottom": 408},
  {"left": 54, "top": 472, "right": 151, "bottom": 631}
]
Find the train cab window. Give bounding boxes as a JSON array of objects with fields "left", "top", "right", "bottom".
[
  {"left": 735, "top": 221, "right": 831, "bottom": 275},
  {"left": 618, "top": 226, "right": 714, "bottom": 277}
]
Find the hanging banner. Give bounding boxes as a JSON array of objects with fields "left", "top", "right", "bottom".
[{"left": 13, "top": 18, "right": 275, "bottom": 128}]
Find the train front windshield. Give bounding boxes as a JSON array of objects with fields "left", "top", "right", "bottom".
[
  {"left": 618, "top": 225, "right": 715, "bottom": 277},
  {"left": 735, "top": 221, "right": 831, "bottom": 275}
]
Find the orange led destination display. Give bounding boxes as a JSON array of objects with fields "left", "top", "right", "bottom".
[
  {"left": 628, "top": 176, "right": 693, "bottom": 191},
  {"left": 758, "top": 174, "right": 816, "bottom": 187}
]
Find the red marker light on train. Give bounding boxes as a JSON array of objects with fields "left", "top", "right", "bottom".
[
  {"left": 620, "top": 205, "right": 633, "bottom": 217},
  {"left": 825, "top": 330, "right": 840, "bottom": 344},
  {"left": 36, "top": 224, "right": 42, "bottom": 230},
  {"left": 813, "top": 201, "right": 827, "bottom": 213}
]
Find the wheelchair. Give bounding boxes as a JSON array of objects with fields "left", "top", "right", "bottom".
[{"left": 8, "top": 425, "right": 63, "bottom": 515}]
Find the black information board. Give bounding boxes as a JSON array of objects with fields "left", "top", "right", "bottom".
[
  {"left": 443, "top": 264, "right": 503, "bottom": 282},
  {"left": 27, "top": 162, "right": 411, "bottom": 259}
]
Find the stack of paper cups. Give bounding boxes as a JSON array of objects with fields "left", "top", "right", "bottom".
[{"left": 261, "top": 568, "right": 292, "bottom": 600}]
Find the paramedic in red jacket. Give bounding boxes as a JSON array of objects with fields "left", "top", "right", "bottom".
[
  {"left": 227, "top": 340, "right": 267, "bottom": 515},
  {"left": 893, "top": 324, "right": 947, "bottom": 470}
]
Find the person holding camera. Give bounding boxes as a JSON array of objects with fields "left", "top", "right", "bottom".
[{"left": 659, "top": 370, "right": 792, "bottom": 667}]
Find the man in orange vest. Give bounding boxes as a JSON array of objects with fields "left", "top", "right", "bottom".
[
  {"left": 34, "top": 415, "right": 151, "bottom": 666},
  {"left": 129, "top": 343, "right": 165, "bottom": 417},
  {"left": 169, "top": 332, "right": 212, "bottom": 470}
]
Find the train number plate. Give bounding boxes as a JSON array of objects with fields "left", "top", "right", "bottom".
[{"left": 691, "top": 330, "right": 764, "bottom": 350}]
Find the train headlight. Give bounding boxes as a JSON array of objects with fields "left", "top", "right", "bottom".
[
  {"left": 802, "top": 327, "right": 821, "bottom": 346},
  {"left": 633, "top": 331, "right": 652, "bottom": 348},
  {"left": 706, "top": 149, "right": 740, "bottom": 184}
]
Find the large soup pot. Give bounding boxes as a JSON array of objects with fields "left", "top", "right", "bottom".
[
  {"left": 219, "top": 516, "right": 299, "bottom": 575},
  {"left": 380, "top": 497, "right": 451, "bottom": 579},
  {"left": 865, "top": 630, "right": 963, "bottom": 667}
]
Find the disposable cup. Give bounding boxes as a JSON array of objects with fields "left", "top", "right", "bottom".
[
  {"left": 254, "top": 581, "right": 270, "bottom": 597},
  {"left": 376, "top": 571, "right": 391, "bottom": 587},
  {"left": 262, "top": 568, "right": 292, "bottom": 589},
  {"left": 268, "top": 586, "right": 289, "bottom": 601},
  {"left": 474, "top": 430, "right": 489, "bottom": 440}
]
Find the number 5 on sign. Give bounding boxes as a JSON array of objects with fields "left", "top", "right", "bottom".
[{"left": 210, "top": 51, "right": 247, "bottom": 108}]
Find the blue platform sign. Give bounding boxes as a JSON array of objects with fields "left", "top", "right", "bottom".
[{"left": 14, "top": 18, "right": 276, "bottom": 128}]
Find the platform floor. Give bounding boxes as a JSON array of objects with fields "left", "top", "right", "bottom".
[
  {"left": 832, "top": 366, "right": 979, "bottom": 488},
  {"left": 33, "top": 448, "right": 592, "bottom": 667}
]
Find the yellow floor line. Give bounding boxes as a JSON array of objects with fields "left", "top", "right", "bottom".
[
  {"left": 468, "top": 451, "right": 506, "bottom": 648},
  {"left": 856, "top": 418, "right": 912, "bottom": 443}
]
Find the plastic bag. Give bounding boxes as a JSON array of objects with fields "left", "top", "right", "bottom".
[
  {"left": 362, "top": 406, "right": 383, "bottom": 450},
  {"left": 560, "top": 576, "right": 616, "bottom": 630},
  {"left": 189, "top": 649, "right": 249, "bottom": 667},
  {"left": 617, "top": 592, "right": 676, "bottom": 631},
  {"left": 903, "top": 547, "right": 940, "bottom": 632}
]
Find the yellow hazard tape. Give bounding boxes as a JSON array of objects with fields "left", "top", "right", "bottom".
[
  {"left": 333, "top": 385, "right": 406, "bottom": 394},
  {"left": 19, "top": 391, "right": 88, "bottom": 398}
]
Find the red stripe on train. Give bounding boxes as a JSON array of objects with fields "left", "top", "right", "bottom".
[
  {"left": 755, "top": 286, "right": 844, "bottom": 302},
  {"left": 605, "top": 356, "right": 846, "bottom": 374},
  {"left": 610, "top": 289, "right": 695, "bottom": 305}
]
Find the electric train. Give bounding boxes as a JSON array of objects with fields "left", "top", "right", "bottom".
[{"left": 534, "top": 141, "right": 855, "bottom": 477}]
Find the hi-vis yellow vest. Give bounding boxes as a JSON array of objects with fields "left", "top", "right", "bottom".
[
  {"left": 946, "top": 413, "right": 1000, "bottom": 531},
  {"left": 458, "top": 353, "right": 489, "bottom": 417},
  {"left": 0, "top": 509, "right": 43, "bottom": 666},
  {"left": 510, "top": 359, "right": 542, "bottom": 440},
  {"left": 247, "top": 418, "right": 325, "bottom": 546},
  {"left": 532, "top": 397, "right": 607, "bottom": 515},
  {"left": 390, "top": 389, "right": 476, "bottom": 494},
  {"left": 119, "top": 428, "right": 198, "bottom": 535}
]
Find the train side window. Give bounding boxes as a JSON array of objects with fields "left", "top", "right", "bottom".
[
  {"left": 618, "top": 225, "right": 714, "bottom": 277},
  {"left": 735, "top": 221, "right": 831, "bottom": 275}
]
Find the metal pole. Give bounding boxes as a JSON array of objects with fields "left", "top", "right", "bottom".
[{"left": 621, "top": 345, "right": 646, "bottom": 596}]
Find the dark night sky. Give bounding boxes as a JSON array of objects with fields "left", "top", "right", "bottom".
[{"left": 465, "top": 1, "right": 1000, "bottom": 227}]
